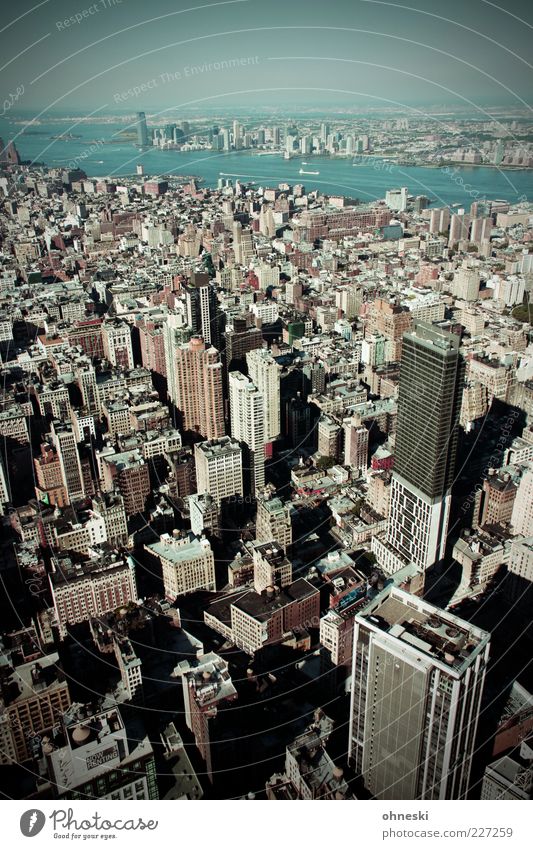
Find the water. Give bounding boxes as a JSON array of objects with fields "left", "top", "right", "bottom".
[{"left": 3, "top": 116, "right": 533, "bottom": 206}]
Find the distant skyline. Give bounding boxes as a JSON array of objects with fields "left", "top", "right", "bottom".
[{"left": 1, "top": 0, "right": 531, "bottom": 115}]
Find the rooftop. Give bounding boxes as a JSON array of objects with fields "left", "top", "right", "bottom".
[
  {"left": 358, "top": 586, "right": 490, "bottom": 674},
  {"left": 146, "top": 533, "right": 212, "bottom": 565},
  {"left": 177, "top": 652, "right": 236, "bottom": 709},
  {"left": 232, "top": 578, "right": 318, "bottom": 623},
  {"left": 50, "top": 551, "right": 132, "bottom": 587},
  {"left": 0, "top": 652, "right": 66, "bottom": 708}
]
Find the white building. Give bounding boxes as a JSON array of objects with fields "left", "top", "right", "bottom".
[
  {"left": 511, "top": 464, "right": 533, "bottom": 536},
  {"left": 194, "top": 436, "right": 244, "bottom": 502},
  {"left": 229, "top": 371, "right": 266, "bottom": 495},
  {"left": 102, "top": 319, "right": 134, "bottom": 370},
  {"left": 349, "top": 586, "right": 490, "bottom": 800},
  {"left": 246, "top": 348, "right": 281, "bottom": 442},
  {"left": 385, "top": 187, "right": 408, "bottom": 212},
  {"left": 145, "top": 533, "right": 215, "bottom": 600}
]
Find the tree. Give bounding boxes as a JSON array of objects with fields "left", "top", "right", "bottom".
[
  {"left": 316, "top": 455, "right": 336, "bottom": 471},
  {"left": 512, "top": 304, "right": 532, "bottom": 323}
]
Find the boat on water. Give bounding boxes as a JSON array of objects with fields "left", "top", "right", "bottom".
[
  {"left": 299, "top": 168, "right": 319, "bottom": 175},
  {"left": 301, "top": 161, "right": 308, "bottom": 165}
]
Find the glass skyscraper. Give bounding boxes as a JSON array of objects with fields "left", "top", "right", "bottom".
[
  {"left": 374, "top": 321, "right": 464, "bottom": 576},
  {"left": 136, "top": 111, "right": 149, "bottom": 148}
]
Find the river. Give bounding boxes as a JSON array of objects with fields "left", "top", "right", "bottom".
[{"left": 2, "top": 116, "right": 533, "bottom": 207}]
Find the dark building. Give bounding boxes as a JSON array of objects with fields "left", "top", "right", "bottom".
[
  {"left": 223, "top": 314, "right": 263, "bottom": 375},
  {"left": 384, "top": 321, "right": 465, "bottom": 574},
  {"left": 184, "top": 272, "right": 221, "bottom": 350},
  {"left": 394, "top": 321, "right": 464, "bottom": 499},
  {"left": 136, "top": 111, "right": 149, "bottom": 147}
]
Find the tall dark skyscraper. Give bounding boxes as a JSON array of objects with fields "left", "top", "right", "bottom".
[
  {"left": 184, "top": 272, "right": 221, "bottom": 349},
  {"left": 374, "top": 321, "right": 464, "bottom": 576},
  {"left": 136, "top": 111, "right": 149, "bottom": 147},
  {"left": 394, "top": 321, "right": 463, "bottom": 498}
]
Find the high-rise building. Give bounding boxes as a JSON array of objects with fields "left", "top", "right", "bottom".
[
  {"left": 317, "top": 415, "right": 342, "bottom": 461},
  {"left": 34, "top": 442, "right": 68, "bottom": 507},
  {"left": 136, "top": 111, "right": 149, "bottom": 147},
  {"left": 349, "top": 586, "right": 490, "bottom": 800},
  {"left": 246, "top": 348, "right": 281, "bottom": 443},
  {"left": 229, "top": 370, "right": 265, "bottom": 495},
  {"left": 252, "top": 540, "right": 292, "bottom": 594},
  {"left": 481, "top": 738, "right": 533, "bottom": 801},
  {"left": 266, "top": 711, "right": 349, "bottom": 800},
  {"left": 429, "top": 207, "right": 450, "bottom": 235},
  {"left": 145, "top": 532, "right": 216, "bottom": 600},
  {"left": 91, "top": 492, "right": 129, "bottom": 548},
  {"left": 46, "top": 702, "right": 157, "bottom": 799},
  {"left": 0, "top": 652, "right": 71, "bottom": 764},
  {"left": 178, "top": 652, "right": 237, "bottom": 783},
  {"left": 77, "top": 364, "right": 100, "bottom": 415},
  {"left": 51, "top": 421, "right": 85, "bottom": 504},
  {"left": 255, "top": 494, "right": 292, "bottom": 551},
  {"left": 137, "top": 318, "right": 167, "bottom": 376},
  {"left": 102, "top": 319, "right": 134, "bottom": 370},
  {"left": 194, "top": 436, "right": 243, "bottom": 502},
  {"left": 188, "top": 492, "right": 220, "bottom": 537},
  {"left": 366, "top": 298, "right": 412, "bottom": 361},
  {"left": 343, "top": 419, "right": 369, "bottom": 474},
  {"left": 511, "top": 463, "right": 533, "bottom": 536},
  {"left": 165, "top": 335, "right": 225, "bottom": 439},
  {"left": 477, "top": 469, "right": 517, "bottom": 527},
  {"left": 453, "top": 262, "right": 480, "bottom": 302},
  {"left": 383, "top": 322, "right": 464, "bottom": 574},
  {"left": 50, "top": 551, "right": 137, "bottom": 638},
  {"left": 184, "top": 271, "right": 221, "bottom": 348},
  {"left": 225, "top": 315, "right": 263, "bottom": 375},
  {"left": 100, "top": 449, "right": 151, "bottom": 515},
  {"left": 385, "top": 187, "right": 408, "bottom": 212},
  {"left": 449, "top": 212, "right": 470, "bottom": 246}
]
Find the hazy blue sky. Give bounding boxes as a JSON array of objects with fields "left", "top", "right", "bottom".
[{"left": 1, "top": 0, "right": 532, "bottom": 114}]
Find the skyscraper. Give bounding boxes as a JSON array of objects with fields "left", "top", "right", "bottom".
[
  {"left": 229, "top": 370, "right": 265, "bottom": 496},
  {"left": 349, "top": 585, "right": 490, "bottom": 800},
  {"left": 51, "top": 421, "right": 85, "bottom": 504},
  {"left": 380, "top": 321, "right": 464, "bottom": 575},
  {"left": 184, "top": 271, "right": 221, "bottom": 348},
  {"left": 194, "top": 436, "right": 243, "bottom": 503},
  {"left": 136, "top": 111, "right": 149, "bottom": 147},
  {"left": 165, "top": 335, "right": 225, "bottom": 440},
  {"left": 255, "top": 494, "right": 292, "bottom": 552},
  {"left": 102, "top": 319, "right": 134, "bottom": 370},
  {"left": 224, "top": 315, "right": 263, "bottom": 375},
  {"left": 246, "top": 347, "right": 281, "bottom": 444},
  {"left": 178, "top": 652, "right": 237, "bottom": 784}
]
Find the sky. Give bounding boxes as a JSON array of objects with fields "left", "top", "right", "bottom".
[{"left": 0, "top": 0, "right": 532, "bottom": 116}]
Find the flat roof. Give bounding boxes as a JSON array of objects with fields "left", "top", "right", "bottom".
[
  {"left": 359, "top": 586, "right": 489, "bottom": 673},
  {"left": 1, "top": 652, "right": 66, "bottom": 706},
  {"left": 146, "top": 535, "right": 211, "bottom": 566},
  {"left": 232, "top": 578, "right": 318, "bottom": 623}
]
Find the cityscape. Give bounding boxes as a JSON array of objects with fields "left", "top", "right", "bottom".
[{"left": 0, "top": 0, "right": 532, "bottom": 829}]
